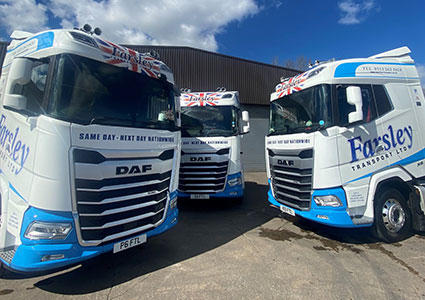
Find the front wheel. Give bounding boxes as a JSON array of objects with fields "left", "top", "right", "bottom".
[{"left": 372, "top": 189, "right": 412, "bottom": 243}]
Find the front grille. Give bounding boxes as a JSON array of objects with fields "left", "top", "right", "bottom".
[
  {"left": 269, "top": 148, "right": 313, "bottom": 210},
  {"left": 0, "top": 249, "right": 16, "bottom": 264},
  {"left": 179, "top": 148, "right": 229, "bottom": 193},
  {"left": 73, "top": 148, "right": 174, "bottom": 245}
]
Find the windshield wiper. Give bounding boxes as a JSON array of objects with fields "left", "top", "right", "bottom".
[{"left": 89, "top": 116, "right": 131, "bottom": 125}]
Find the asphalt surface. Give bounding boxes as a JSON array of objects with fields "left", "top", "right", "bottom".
[{"left": 1, "top": 172, "right": 424, "bottom": 299}]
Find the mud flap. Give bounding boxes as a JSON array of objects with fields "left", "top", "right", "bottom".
[{"left": 411, "top": 186, "right": 425, "bottom": 231}]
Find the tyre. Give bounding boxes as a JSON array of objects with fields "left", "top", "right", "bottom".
[{"left": 372, "top": 188, "right": 412, "bottom": 243}]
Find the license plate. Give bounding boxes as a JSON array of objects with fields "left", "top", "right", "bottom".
[
  {"left": 190, "top": 194, "right": 210, "bottom": 199},
  {"left": 113, "top": 234, "right": 147, "bottom": 253},
  {"left": 280, "top": 205, "right": 295, "bottom": 217}
]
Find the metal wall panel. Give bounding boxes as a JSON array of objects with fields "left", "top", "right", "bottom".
[{"left": 127, "top": 45, "right": 299, "bottom": 105}]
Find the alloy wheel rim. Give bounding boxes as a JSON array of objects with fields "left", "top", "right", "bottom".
[{"left": 382, "top": 198, "right": 406, "bottom": 233}]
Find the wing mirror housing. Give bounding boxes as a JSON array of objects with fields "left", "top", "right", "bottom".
[
  {"left": 3, "top": 57, "right": 33, "bottom": 110},
  {"left": 6, "top": 57, "right": 33, "bottom": 92},
  {"left": 241, "top": 110, "right": 250, "bottom": 134},
  {"left": 346, "top": 86, "right": 363, "bottom": 124}
]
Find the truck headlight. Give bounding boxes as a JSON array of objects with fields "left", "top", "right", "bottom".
[
  {"left": 25, "top": 222, "right": 72, "bottom": 240},
  {"left": 313, "top": 195, "right": 342, "bottom": 207},
  {"left": 228, "top": 177, "right": 242, "bottom": 187}
]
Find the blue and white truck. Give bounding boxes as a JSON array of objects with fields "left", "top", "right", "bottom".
[
  {"left": 178, "top": 90, "right": 249, "bottom": 200},
  {"left": 0, "top": 27, "right": 180, "bottom": 272},
  {"left": 266, "top": 47, "right": 425, "bottom": 242}
]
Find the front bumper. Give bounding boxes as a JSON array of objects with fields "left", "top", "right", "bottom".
[
  {"left": 267, "top": 182, "right": 369, "bottom": 228},
  {"left": 1, "top": 194, "right": 178, "bottom": 273}
]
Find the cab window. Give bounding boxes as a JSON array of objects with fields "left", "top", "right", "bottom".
[{"left": 336, "top": 84, "right": 377, "bottom": 125}]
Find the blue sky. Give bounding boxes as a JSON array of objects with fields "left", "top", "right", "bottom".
[
  {"left": 0, "top": 0, "right": 424, "bottom": 86},
  {"left": 218, "top": 1, "right": 425, "bottom": 67}
]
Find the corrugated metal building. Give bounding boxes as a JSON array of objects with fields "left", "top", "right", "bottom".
[{"left": 0, "top": 41, "right": 299, "bottom": 171}]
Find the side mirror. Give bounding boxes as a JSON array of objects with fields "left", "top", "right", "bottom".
[
  {"left": 5, "top": 57, "right": 33, "bottom": 93},
  {"left": 346, "top": 86, "right": 363, "bottom": 124},
  {"left": 241, "top": 111, "right": 250, "bottom": 134},
  {"left": 242, "top": 110, "right": 249, "bottom": 122},
  {"left": 3, "top": 57, "right": 33, "bottom": 111}
]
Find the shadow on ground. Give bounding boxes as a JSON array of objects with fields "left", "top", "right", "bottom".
[
  {"left": 1, "top": 180, "right": 276, "bottom": 294},
  {"left": 260, "top": 211, "right": 418, "bottom": 250}
]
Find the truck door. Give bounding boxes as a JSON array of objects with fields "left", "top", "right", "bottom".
[
  {"left": 378, "top": 85, "right": 420, "bottom": 169},
  {"left": 335, "top": 84, "right": 387, "bottom": 206}
]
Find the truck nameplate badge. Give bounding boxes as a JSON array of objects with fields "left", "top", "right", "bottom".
[
  {"left": 116, "top": 164, "right": 153, "bottom": 175},
  {"left": 277, "top": 159, "right": 294, "bottom": 166},
  {"left": 190, "top": 157, "right": 211, "bottom": 162}
]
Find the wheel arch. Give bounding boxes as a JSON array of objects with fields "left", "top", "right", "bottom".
[
  {"left": 375, "top": 177, "right": 412, "bottom": 204},
  {"left": 364, "top": 167, "right": 413, "bottom": 220}
]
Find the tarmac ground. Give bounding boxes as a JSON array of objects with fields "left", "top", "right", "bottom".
[{"left": 0, "top": 172, "right": 424, "bottom": 299}]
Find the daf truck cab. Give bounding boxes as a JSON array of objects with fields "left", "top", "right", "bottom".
[
  {"left": 178, "top": 90, "right": 249, "bottom": 200},
  {"left": 266, "top": 47, "right": 425, "bottom": 242},
  {"left": 0, "top": 27, "right": 181, "bottom": 272}
]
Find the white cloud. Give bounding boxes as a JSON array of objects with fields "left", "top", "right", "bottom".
[
  {"left": 0, "top": 0, "right": 48, "bottom": 34},
  {"left": 271, "top": 1, "right": 283, "bottom": 8},
  {"left": 338, "top": 0, "right": 380, "bottom": 25},
  {"left": 0, "top": 0, "right": 259, "bottom": 52}
]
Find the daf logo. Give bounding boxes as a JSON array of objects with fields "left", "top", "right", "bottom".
[
  {"left": 277, "top": 159, "right": 294, "bottom": 167},
  {"left": 190, "top": 157, "right": 211, "bottom": 162},
  {"left": 116, "top": 164, "right": 152, "bottom": 175}
]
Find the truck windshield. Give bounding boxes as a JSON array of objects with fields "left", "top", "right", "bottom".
[
  {"left": 269, "top": 84, "right": 332, "bottom": 135},
  {"left": 181, "top": 106, "right": 238, "bottom": 137},
  {"left": 47, "top": 53, "right": 176, "bottom": 130}
]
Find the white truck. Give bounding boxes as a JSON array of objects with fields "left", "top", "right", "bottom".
[
  {"left": 178, "top": 90, "right": 249, "bottom": 200},
  {"left": 0, "top": 27, "right": 181, "bottom": 273},
  {"left": 266, "top": 47, "right": 425, "bottom": 242}
]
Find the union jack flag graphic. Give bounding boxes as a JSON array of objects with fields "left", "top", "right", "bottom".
[
  {"left": 95, "top": 38, "right": 161, "bottom": 78},
  {"left": 181, "top": 92, "right": 223, "bottom": 106},
  {"left": 275, "top": 71, "right": 309, "bottom": 98}
]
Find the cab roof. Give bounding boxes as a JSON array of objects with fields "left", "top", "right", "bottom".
[
  {"left": 270, "top": 46, "right": 418, "bottom": 102},
  {"left": 7, "top": 29, "right": 174, "bottom": 84},
  {"left": 180, "top": 91, "right": 240, "bottom": 107}
]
